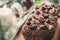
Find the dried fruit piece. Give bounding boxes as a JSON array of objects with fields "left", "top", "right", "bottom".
[
  {"left": 26, "top": 21, "right": 31, "bottom": 25},
  {"left": 39, "top": 18, "right": 45, "bottom": 23},
  {"left": 47, "top": 6, "right": 52, "bottom": 10},
  {"left": 44, "top": 14, "right": 49, "bottom": 19},
  {"left": 35, "top": 11, "right": 41, "bottom": 15},
  {"left": 29, "top": 25, "right": 37, "bottom": 30},
  {"left": 41, "top": 7, "right": 45, "bottom": 11},
  {"left": 28, "top": 18, "right": 32, "bottom": 21}
]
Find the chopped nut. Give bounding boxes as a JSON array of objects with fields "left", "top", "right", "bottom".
[
  {"left": 40, "top": 25, "right": 45, "bottom": 28},
  {"left": 44, "top": 9, "right": 48, "bottom": 13},
  {"left": 35, "top": 5, "right": 40, "bottom": 10},
  {"left": 41, "top": 3, "right": 46, "bottom": 7},
  {"left": 34, "top": 13, "right": 44, "bottom": 20},
  {"left": 46, "top": 19, "right": 51, "bottom": 24},
  {"left": 44, "top": 22, "right": 53, "bottom": 30},
  {"left": 49, "top": 8, "right": 55, "bottom": 14},
  {"left": 54, "top": 16, "right": 58, "bottom": 19},
  {"left": 51, "top": 4, "right": 55, "bottom": 7},
  {"left": 34, "top": 15, "right": 39, "bottom": 19},
  {"left": 48, "top": 24, "right": 53, "bottom": 30},
  {"left": 39, "top": 15, "right": 44, "bottom": 18}
]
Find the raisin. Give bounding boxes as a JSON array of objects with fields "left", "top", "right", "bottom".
[
  {"left": 42, "top": 7, "right": 45, "bottom": 11},
  {"left": 26, "top": 21, "right": 31, "bottom": 25},
  {"left": 44, "top": 14, "right": 49, "bottom": 19},
  {"left": 36, "top": 11, "right": 40, "bottom": 15},
  {"left": 39, "top": 18, "right": 45, "bottom": 23},
  {"left": 28, "top": 18, "right": 32, "bottom": 21},
  {"left": 29, "top": 25, "right": 37, "bottom": 30}
]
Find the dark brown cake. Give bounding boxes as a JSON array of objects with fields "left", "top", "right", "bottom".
[{"left": 16, "top": 3, "right": 60, "bottom": 40}]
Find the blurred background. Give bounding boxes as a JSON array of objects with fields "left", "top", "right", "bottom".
[{"left": 0, "top": 0, "right": 60, "bottom": 7}]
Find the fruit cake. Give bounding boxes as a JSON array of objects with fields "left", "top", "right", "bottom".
[{"left": 21, "top": 3, "right": 60, "bottom": 40}]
